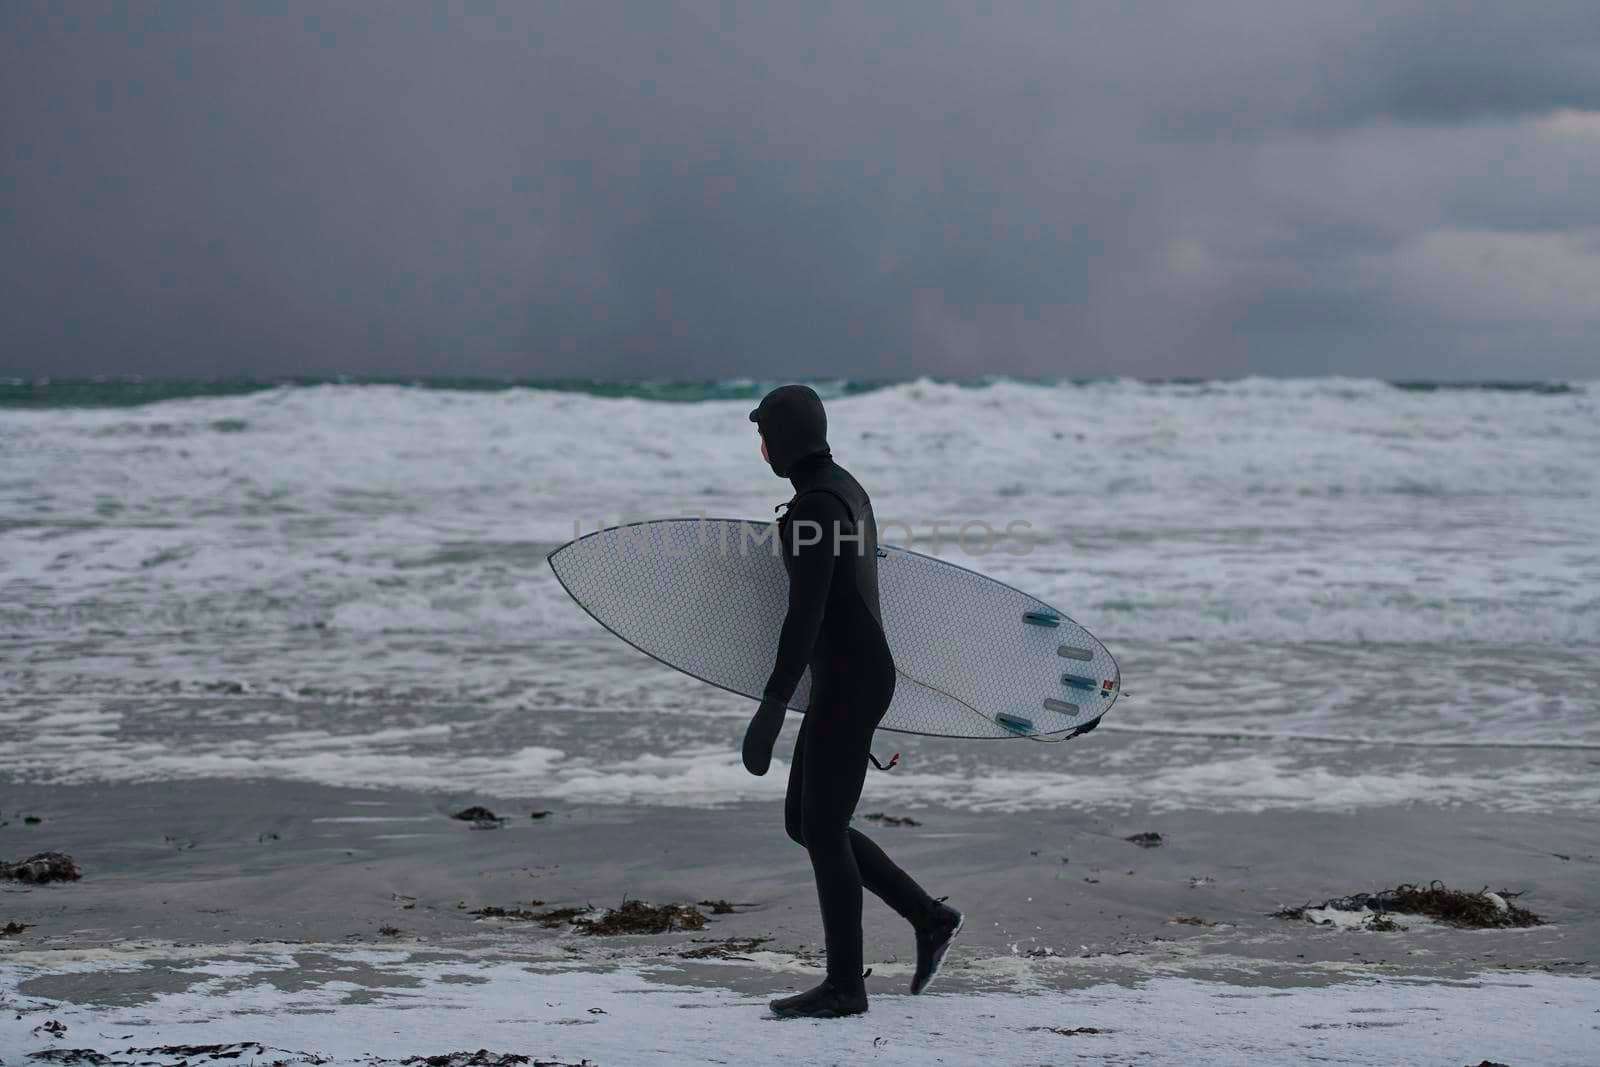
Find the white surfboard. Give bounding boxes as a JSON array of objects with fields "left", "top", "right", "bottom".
[{"left": 547, "top": 518, "right": 1118, "bottom": 741}]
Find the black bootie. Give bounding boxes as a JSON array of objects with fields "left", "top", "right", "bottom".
[
  {"left": 769, "top": 976, "right": 868, "bottom": 1019},
  {"left": 910, "top": 898, "right": 963, "bottom": 994}
]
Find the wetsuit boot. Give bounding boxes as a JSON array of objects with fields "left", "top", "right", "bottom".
[
  {"left": 769, "top": 975, "right": 868, "bottom": 1019},
  {"left": 910, "top": 898, "right": 963, "bottom": 994}
]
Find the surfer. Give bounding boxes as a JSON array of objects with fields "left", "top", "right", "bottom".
[{"left": 743, "top": 384, "right": 964, "bottom": 1019}]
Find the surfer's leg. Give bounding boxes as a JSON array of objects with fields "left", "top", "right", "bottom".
[
  {"left": 848, "top": 825, "right": 937, "bottom": 926},
  {"left": 783, "top": 718, "right": 808, "bottom": 848},
  {"left": 798, "top": 699, "right": 868, "bottom": 988},
  {"left": 840, "top": 678, "right": 939, "bottom": 925},
  {"left": 833, "top": 691, "right": 957, "bottom": 993}
]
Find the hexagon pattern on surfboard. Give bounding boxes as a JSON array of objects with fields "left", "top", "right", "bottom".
[{"left": 548, "top": 518, "right": 1119, "bottom": 740}]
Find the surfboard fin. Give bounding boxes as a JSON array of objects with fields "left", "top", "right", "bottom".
[
  {"left": 1067, "top": 715, "right": 1103, "bottom": 738},
  {"left": 1023, "top": 610, "right": 1060, "bottom": 627}
]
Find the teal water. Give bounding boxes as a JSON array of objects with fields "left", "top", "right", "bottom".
[{"left": 0, "top": 375, "right": 1579, "bottom": 409}]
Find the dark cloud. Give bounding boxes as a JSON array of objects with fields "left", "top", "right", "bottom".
[
  {"left": 1128, "top": 1, "right": 1600, "bottom": 135},
  {"left": 2, "top": 1, "right": 1597, "bottom": 381}
]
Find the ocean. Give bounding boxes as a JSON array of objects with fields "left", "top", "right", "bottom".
[{"left": 3, "top": 376, "right": 1597, "bottom": 814}]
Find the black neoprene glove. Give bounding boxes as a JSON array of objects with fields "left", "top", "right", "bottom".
[{"left": 742, "top": 695, "right": 788, "bottom": 776}]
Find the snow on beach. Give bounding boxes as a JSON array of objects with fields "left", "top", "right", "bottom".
[{"left": 2, "top": 947, "right": 1594, "bottom": 1067}]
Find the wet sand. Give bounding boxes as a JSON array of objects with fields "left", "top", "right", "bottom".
[{"left": 4, "top": 777, "right": 1597, "bottom": 1064}]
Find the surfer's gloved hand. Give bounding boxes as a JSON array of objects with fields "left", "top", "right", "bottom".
[{"left": 742, "top": 695, "right": 788, "bottom": 776}]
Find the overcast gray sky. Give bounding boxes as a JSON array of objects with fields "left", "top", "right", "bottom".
[{"left": 3, "top": 1, "right": 1597, "bottom": 380}]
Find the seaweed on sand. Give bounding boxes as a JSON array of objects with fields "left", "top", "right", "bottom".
[
  {"left": 1, "top": 851, "right": 81, "bottom": 883},
  {"left": 1384, "top": 883, "right": 1542, "bottom": 928},
  {"left": 577, "top": 899, "right": 708, "bottom": 936},
  {"left": 861, "top": 812, "right": 921, "bottom": 827},
  {"left": 1027, "top": 1026, "right": 1111, "bottom": 1036},
  {"left": 1273, "top": 881, "right": 1544, "bottom": 929},
  {"left": 472, "top": 904, "right": 592, "bottom": 927},
  {"left": 398, "top": 1053, "right": 597, "bottom": 1066},
  {"left": 472, "top": 898, "right": 714, "bottom": 935},
  {"left": 680, "top": 937, "right": 773, "bottom": 959},
  {"left": 451, "top": 805, "right": 507, "bottom": 827},
  {"left": 451, "top": 805, "right": 498, "bottom": 821}
]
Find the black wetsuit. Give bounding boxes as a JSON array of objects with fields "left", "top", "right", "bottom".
[{"left": 749, "top": 385, "right": 938, "bottom": 991}]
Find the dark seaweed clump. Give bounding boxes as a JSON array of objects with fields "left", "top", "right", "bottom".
[
  {"left": 399, "top": 1054, "right": 594, "bottom": 1067},
  {"left": 1125, "top": 832, "right": 1163, "bottom": 848},
  {"left": 862, "top": 812, "right": 921, "bottom": 827},
  {"left": 1273, "top": 882, "right": 1544, "bottom": 929},
  {"left": 471, "top": 904, "right": 588, "bottom": 928},
  {"left": 579, "top": 900, "right": 708, "bottom": 936},
  {"left": 1386, "top": 883, "right": 1543, "bottom": 928},
  {"left": 3, "top": 921, "right": 32, "bottom": 935},
  {"left": 451, "top": 805, "right": 506, "bottom": 828},
  {"left": 470, "top": 899, "right": 712, "bottom": 935},
  {"left": 535, "top": 906, "right": 593, "bottom": 927},
  {"left": 1027, "top": 1026, "right": 1111, "bottom": 1036},
  {"left": 680, "top": 937, "right": 772, "bottom": 959},
  {"left": 1, "top": 851, "right": 81, "bottom": 883}
]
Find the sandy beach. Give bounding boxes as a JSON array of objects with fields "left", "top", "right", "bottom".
[{"left": 5, "top": 771, "right": 1598, "bottom": 1065}]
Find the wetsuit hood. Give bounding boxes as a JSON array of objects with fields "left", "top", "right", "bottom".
[{"left": 749, "top": 384, "right": 830, "bottom": 478}]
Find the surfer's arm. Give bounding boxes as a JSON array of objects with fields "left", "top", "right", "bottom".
[{"left": 760, "top": 492, "right": 845, "bottom": 705}]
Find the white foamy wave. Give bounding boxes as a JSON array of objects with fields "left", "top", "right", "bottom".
[{"left": 2, "top": 378, "right": 1595, "bottom": 708}]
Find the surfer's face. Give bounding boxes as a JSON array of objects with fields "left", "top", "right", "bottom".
[{"left": 760, "top": 434, "right": 769, "bottom": 463}]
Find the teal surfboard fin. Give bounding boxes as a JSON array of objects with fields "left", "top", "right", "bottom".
[{"left": 1023, "top": 610, "right": 1060, "bottom": 627}]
